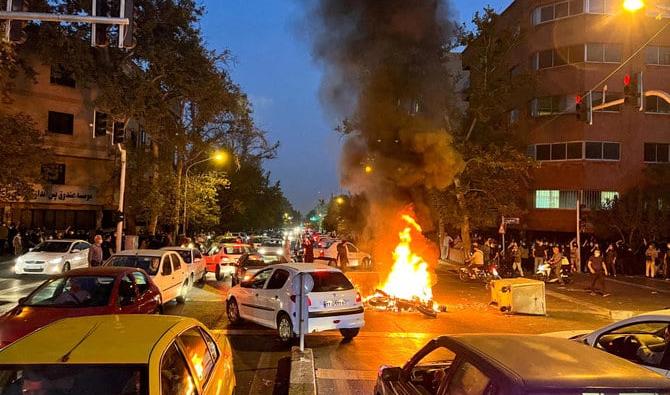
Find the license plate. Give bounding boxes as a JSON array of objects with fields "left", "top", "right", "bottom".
[{"left": 324, "top": 299, "right": 346, "bottom": 308}]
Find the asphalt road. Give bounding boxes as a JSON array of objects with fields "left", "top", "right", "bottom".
[{"left": 1, "top": 255, "right": 669, "bottom": 394}]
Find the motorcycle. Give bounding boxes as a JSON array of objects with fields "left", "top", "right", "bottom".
[
  {"left": 536, "top": 258, "right": 572, "bottom": 284},
  {"left": 459, "top": 262, "right": 501, "bottom": 283}
]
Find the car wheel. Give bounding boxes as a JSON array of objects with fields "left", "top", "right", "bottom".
[
  {"left": 199, "top": 270, "right": 207, "bottom": 284},
  {"left": 340, "top": 328, "right": 360, "bottom": 340},
  {"left": 277, "top": 312, "right": 295, "bottom": 344},
  {"left": 215, "top": 265, "right": 224, "bottom": 281},
  {"left": 176, "top": 281, "right": 188, "bottom": 304},
  {"left": 227, "top": 298, "right": 242, "bottom": 325},
  {"left": 62, "top": 262, "right": 71, "bottom": 273},
  {"left": 190, "top": 274, "right": 195, "bottom": 288}
]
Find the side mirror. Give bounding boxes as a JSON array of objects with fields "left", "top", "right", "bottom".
[
  {"left": 380, "top": 366, "right": 402, "bottom": 382},
  {"left": 18, "top": 297, "right": 27, "bottom": 305}
]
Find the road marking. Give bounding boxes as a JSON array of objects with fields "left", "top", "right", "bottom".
[
  {"left": 211, "top": 329, "right": 435, "bottom": 339},
  {"left": 247, "top": 352, "right": 277, "bottom": 395},
  {"left": 545, "top": 289, "right": 611, "bottom": 316},
  {"left": 316, "top": 368, "right": 377, "bottom": 381}
]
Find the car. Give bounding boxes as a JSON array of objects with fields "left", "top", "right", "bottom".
[
  {"left": 314, "top": 240, "right": 372, "bottom": 269},
  {"left": 14, "top": 239, "right": 91, "bottom": 275},
  {"left": 226, "top": 262, "right": 364, "bottom": 343},
  {"left": 162, "top": 246, "right": 207, "bottom": 286},
  {"left": 203, "top": 242, "right": 254, "bottom": 281},
  {"left": 544, "top": 308, "right": 670, "bottom": 377},
  {"left": 0, "top": 267, "right": 161, "bottom": 349},
  {"left": 105, "top": 249, "right": 190, "bottom": 305},
  {"left": 0, "top": 315, "right": 235, "bottom": 395},
  {"left": 257, "top": 240, "right": 288, "bottom": 262},
  {"left": 374, "top": 334, "right": 670, "bottom": 395},
  {"left": 233, "top": 253, "right": 289, "bottom": 285}
]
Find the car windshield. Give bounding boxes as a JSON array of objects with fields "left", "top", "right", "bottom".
[
  {"left": 308, "top": 271, "right": 354, "bottom": 292},
  {"left": 175, "top": 250, "right": 192, "bottom": 263},
  {"left": 317, "top": 240, "right": 335, "bottom": 248},
  {"left": 107, "top": 256, "right": 161, "bottom": 276},
  {"left": 23, "top": 276, "right": 116, "bottom": 307},
  {"left": 0, "top": 364, "right": 147, "bottom": 395},
  {"left": 223, "top": 246, "right": 244, "bottom": 255},
  {"left": 30, "top": 242, "right": 71, "bottom": 253}
]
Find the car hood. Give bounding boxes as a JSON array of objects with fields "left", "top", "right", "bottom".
[
  {"left": 541, "top": 329, "right": 592, "bottom": 340},
  {"left": 19, "top": 251, "right": 66, "bottom": 261},
  {"left": 0, "top": 305, "right": 109, "bottom": 346}
]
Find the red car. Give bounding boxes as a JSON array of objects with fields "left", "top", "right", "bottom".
[
  {"left": 203, "top": 242, "right": 254, "bottom": 281},
  {"left": 0, "top": 266, "right": 161, "bottom": 349}
]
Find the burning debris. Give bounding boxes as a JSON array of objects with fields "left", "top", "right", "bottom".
[{"left": 366, "top": 288, "right": 446, "bottom": 318}]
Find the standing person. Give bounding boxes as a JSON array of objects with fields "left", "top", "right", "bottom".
[
  {"left": 101, "top": 235, "right": 114, "bottom": 261},
  {"left": 569, "top": 240, "right": 580, "bottom": 273},
  {"left": 303, "top": 237, "right": 314, "bottom": 263},
  {"left": 663, "top": 243, "right": 670, "bottom": 281},
  {"left": 336, "top": 240, "right": 349, "bottom": 268},
  {"left": 511, "top": 245, "right": 523, "bottom": 277},
  {"left": 440, "top": 233, "right": 452, "bottom": 261},
  {"left": 0, "top": 223, "right": 8, "bottom": 255},
  {"left": 645, "top": 242, "right": 659, "bottom": 278},
  {"left": 588, "top": 249, "right": 610, "bottom": 297},
  {"left": 605, "top": 244, "right": 618, "bottom": 277},
  {"left": 519, "top": 241, "right": 530, "bottom": 274},
  {"left": 88, "top": 235, "right": 104, "bottom": 267},
  {"left": 532, "top": 240, "right": 546, "bottom": 275},
  {"left": 12, "top": 232, "right": 22, "bottom": 256}
]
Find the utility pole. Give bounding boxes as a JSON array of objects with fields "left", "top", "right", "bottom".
[
  {"left": 576, "top": 198, "right": 581, "bottom": 273},
  {"left": 116, "top": 143, "right": 127, "bottom": 253}
]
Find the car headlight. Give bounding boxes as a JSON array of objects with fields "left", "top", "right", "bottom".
[
  {"left": 47, "top": 258, "right": 63, "bottom": 265},
  {"left": 276, "top": 248, "right": 283, "bottom": 256},
  {"left": 258, "top": 248, "right": 267, "bottom": 255}
]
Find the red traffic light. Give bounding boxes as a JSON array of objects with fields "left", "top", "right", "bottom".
[
  {"left": 575, "top": 95, "right": 583, "bottom": 104},
  {"left": 624, "top": 74, "right": 631, "bottom": 86}
]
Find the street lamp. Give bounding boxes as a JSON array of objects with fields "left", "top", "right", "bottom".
[
  {"left": 335, "top": 196, "right": 345, "bottom": 205},
  {"left": 183, "top": 151, "right": 228, "bottom": 235},
  {"left": 364, "top": 165, "right": 373, "bottom": 174},
  {"left": 623, "top": 0, "right": 645, "bottom": 12}
]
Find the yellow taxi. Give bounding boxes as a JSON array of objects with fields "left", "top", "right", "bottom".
[{"left": 0, "top": 315, "right": 235, "bottom": 395}]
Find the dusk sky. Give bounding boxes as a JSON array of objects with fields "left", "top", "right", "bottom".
[{"left": 201, "top": 1, "right": 510, "bottom": 213}]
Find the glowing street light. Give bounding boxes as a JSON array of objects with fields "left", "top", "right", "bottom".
[
  {"left": 212, "top": 151, "right": 228, "bottom": 163},
  {"left": 335, "top": 196, "right": 345, "bottom": 205},
  {"left": 183, "top": 150, "right": 229, "bottom": 235},
  {"left": 364, "top": 165, "right": 373, "bottom": 174},
  {"left": 623, "top": 0, "right": 645, "bottom": 12}
]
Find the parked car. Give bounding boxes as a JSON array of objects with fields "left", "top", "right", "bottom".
[
  {"left": 105, "top": 249, "right": 189, "bottom": 305},
  {"left": 375, "top": 334, "right": 670, "bottom": 395},
  {"left": 314, "top": 240, "right": 372, "bottom": 269},
  {"left": 544, "top": 308, "right": 670, "bottom": 377},
  {"left": 162, "top": 246, "right": 207, "bottom": 286},
  {"left": 226, "top": 262, "right": 364, "bottom": 343},
  {"left": 233, "top": 253, "right": 289, "bottom": 285},
  {"left": 203, "top": 243, "right": 254, "bottom": 281},
  {"left": 0, "top": 267, "right": 161, "bottom": 349},
  {"left": 14, "top": 239, "right": 90, "bottom": 275},
  {"left": 0, "top": 315, "right": 235, "bottom": 395}
]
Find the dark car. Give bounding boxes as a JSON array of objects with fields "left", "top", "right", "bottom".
[
  {"left": 375, "top": 334, "right": 670, "bottom": 395},
  {"left": 232, "top": 253, "right": 288, "bottom": 286},
  {"left": 0, "top": 267, "right": 161, "bottom": 349}
]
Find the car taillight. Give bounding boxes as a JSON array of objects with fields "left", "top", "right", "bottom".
[
  {"left": 355, "top": 292, "right": 362, "bottom": 303},
  {"left": 319, "top": 250, "right": 324, "bottom": 257},
  {"left": 289, "top": 295, "right": 312, "bottom": 306}
]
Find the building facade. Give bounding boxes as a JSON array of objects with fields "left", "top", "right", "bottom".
[
  {"left": 1, "top": 61, "right": 119, "bottom": 231},
  {"left": 472, "top": 0, "right": 670, "bottom": 233}
]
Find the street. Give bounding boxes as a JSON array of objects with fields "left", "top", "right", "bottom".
[{"left": 1, "top": 255, "right": 669, "bottom": 394}]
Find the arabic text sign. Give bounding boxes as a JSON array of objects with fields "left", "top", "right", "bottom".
[{"left": 31, "top": 186, "right": 97, "bottom": 204}]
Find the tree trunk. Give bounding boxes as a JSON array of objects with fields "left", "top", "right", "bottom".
[
  {"left": 173, "top": 157, "right": 183, "bottom": 243},
  {"left": 453, "top": 177, "right": 472, "bottom": 253},
  {"left": 148, "top": 142, "right": 160, "bottom": 236}
]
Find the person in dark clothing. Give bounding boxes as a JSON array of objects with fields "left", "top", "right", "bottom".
[
  {"left": 101, "top": 235, "right": 114, "bottom": 261},
  {"left": 605, "top": 244, "right": 618, "bottom": 277},
  {"left": 303, "top": 237, "right": 314, "bottom": 263},
  {"left": 336, "top": 241, "right": 349, "bottom": 268},
  {"left": 588, "top": 249, "right": 610, "bottom": 297}
]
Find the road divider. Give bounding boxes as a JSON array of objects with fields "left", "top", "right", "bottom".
[{"left": 289, "top": 346, "right": 316, "bottom": 395}]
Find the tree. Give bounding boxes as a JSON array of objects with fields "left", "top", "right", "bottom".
[
  {"left": 322, "top": 194, "right": 368, "bottom": 240},
  {"left": 185, "top": 171, "right": 230, "bottom": 232}
]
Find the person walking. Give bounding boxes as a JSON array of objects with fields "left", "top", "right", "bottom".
[
  {"left": 605, "top": 243, "right": 618, "bottom": 277},
  {"left": 511, "top": 244, "right": 523, "bottom": 277},
  {"left": 645, "top": 242, "right": 659, "bottom": 278},
  {"left": 0, "top": 223, "right": 8, "bottom": 255},
  {"left": 532, "top": 240, "right": 546, "bottom": 275},
  {"left": 12, "top": 232, "right": 22, "bottom": 256},
  {"left": 588, "top": 249, "right": 610, "bottom": 297},
  {"left": 336, "top": 240, "right": 349, "bottom": 268},
  {"left": 88, "top": 235, "right": 104, "bottom": 267},
  {"left": 303, "top": 237, "right": 314, "bottom": 263}
]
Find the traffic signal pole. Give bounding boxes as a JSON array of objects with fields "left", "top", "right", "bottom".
[{"left": 116, "top": 143, "right": 126, "bottom": 253}]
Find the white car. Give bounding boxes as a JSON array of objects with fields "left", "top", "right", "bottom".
[
  {"left": 545, "top": 308, "right": 670, "bottom": 377},
  {"left": 14, "top": 239, "right": 90, "bottom": 275},
  {"left": 315, "top": 240, "right": 372, "bottom": 269},
  {"left": 161, "top": 246, "right": 206, "bottom": 286},
  {"left": 105, "top": 249, "right": 189, "bottom": 305},
  {"left": 226, "top": 262, "right": 365, "bottom": 343}
]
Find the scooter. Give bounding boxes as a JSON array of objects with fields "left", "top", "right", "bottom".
[
  {"left": 536, "top": 259, "right": 572, "bottom": 284},
  {"left": 459, "top": 262, "right": 501, "bottom": 283}
]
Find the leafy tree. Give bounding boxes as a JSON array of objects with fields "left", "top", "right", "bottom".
[
  {"left": 322, "top": 194, "right": 368, "bottom": 241},
  {"left": 185, "top": 171, "right": 230, "bottom": 232}
]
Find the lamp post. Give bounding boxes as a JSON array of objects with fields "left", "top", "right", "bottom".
[{"left": 182, "top": 151, "right": 227, "bottom": 236}]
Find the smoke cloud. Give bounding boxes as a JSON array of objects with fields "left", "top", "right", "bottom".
[{"left": 303, "top": 0, "right": 464, "bottom": 265}]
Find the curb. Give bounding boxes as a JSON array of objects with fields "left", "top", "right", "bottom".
[{"left": 289, "top": 347, "right": 316, "bottom": 395}]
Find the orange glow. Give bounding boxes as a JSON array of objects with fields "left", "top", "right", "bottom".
[
  {"left": 380, "top": 213, "right": 433, "bottom": 302},
  {"left": 191, "top": 354, "right": 204, "bottom": 379}
]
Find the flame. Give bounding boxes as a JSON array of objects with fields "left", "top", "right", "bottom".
[{"left": 380, "top": 214, "right": 433, "bottom": 302}]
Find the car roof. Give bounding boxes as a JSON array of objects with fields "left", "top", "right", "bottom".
[
  {"left": 0, "top": 315, "right": 199, "bottom": 364},
  {"left": 60, "top": 267, "right": 136, "bottom": 276},
  {"left": 161, "top": 247, "right": 192, "bottom": 252},
  {"left": 274, "top": 262, "right": 341, "bottom": 273},
  {"left": 218, "top": 243, "right": 251, "bottom": 247},
  {"left": 634, "top": 308, "right": 670, "bottom": 318},
  {"left": 445, "top": 334, "right": 670, "bottom": 389},
  {"left": 40, "top": 239, "right": 86, "bottom": 243},
  {"left": 113, "top": 249, "right": 169, "bottom": 257}
]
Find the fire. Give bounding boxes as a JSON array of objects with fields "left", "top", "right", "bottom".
[{"left": 380, "top": 214, "right": 433, "bottom": 303}]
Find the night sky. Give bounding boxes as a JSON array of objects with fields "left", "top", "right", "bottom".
[{"left": 201, "top": 1, "right": 510, "bottom": 213}]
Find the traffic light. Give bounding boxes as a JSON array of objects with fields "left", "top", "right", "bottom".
[
  {"left": 575, "top": 94, "right": 591, "bottom": 124},
  {"left": 112, "top": 210, "right": 124, "bottom": 223},
  {"left": 93, "top": 0, "right": 112, "bottom": 47},
  {"left": 112, "top": 121, "right": 125, "bottom": 144},
  {"left": 624, "top": 72, "right": 643, "bottom": 109},
  {"left": 6, "top": 0, "right": 30, "bottom": 43},
  {"left": 93, "top": 111, "right": 108, "bottom": 138}
]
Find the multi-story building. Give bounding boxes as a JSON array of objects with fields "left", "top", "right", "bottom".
[
  {"left": 1, "top": 61, "right": 119, "bottom": 230},
  {"left": 467, "top": 0, "right": 670, "bottom": 233}
]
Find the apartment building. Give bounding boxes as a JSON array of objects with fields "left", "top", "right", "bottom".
[{"left": 467, "top": 0, "right": 670, "bottom": 233}]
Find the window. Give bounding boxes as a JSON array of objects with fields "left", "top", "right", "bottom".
[
  {"left": 583, "top": 190, "right": 619, "bottom": 208},
  {"left": 178, "top": 328, "right": 217, "bottom": 383},
  {"left": 595, "top": 321, "right": 669, "bottom": 368},
  {"left": 537, "top": 49, "right": 554, "bottom": 69},
  {"left": 645, "top": 96, "right": 670, "bottom": 113},
  {"left": 509, "top": 109, "right": 520, "bottom": 125},
  {"left": 603, "top": 142, "right": 620, "bottom": 160},
  {"left": 644, "top": 143, "right": 670, "bottom": 163},
  {"left": 41, "top": 163, "right": 66, "bottom": 184},
  {"left": 132, "top": 271, "right": 150, "bottom": 294},
  {"left": 591, "top": 91, "right": 623, "bottom": 112},
  {"left": 535, "top": 142, "right": 619, "bottom": 161},
  {"left": 50, "top": 64, "right": 76, "bottom": 87},
  {"left": 601, "top": 191, "right": 619, "bottom": 207},
  {"left": 567, "top": 142, "right": 583, "bottom": 159},
  {"left": 170, "top": 254, "right": 181, "bottom": 270},
  {"left": 535, "top": 190, "right": 579, "bottom": 209},
  {"left": 47, "top": 111, "right": 74, "bottom": 135},
  {"left": 536, "top": 144, "right": 551, "bottom": 160},
  {"left": 161, "top": 343, "right": 196, "bottom": 395},
  {"left": 588, "top": 0, "right": 618, "bottom": 14},
  {"left": 446, "top": 361, "right": 491, "bottom": 395},
  {"left": 249, "top": 268, "right": 273, "bottom": 289},
  {"left": 266, "top": 269, "right": 290, "bottom": 290},
  {"left": 585, "top": 142, "right": 620, "bottom": 160},
  {"left": 646, "top": 46, "right": 670, "bottom": 65},
  {"left": 586, "top": 43, "right": 622, "bottom": 63},
  {"left": 532, "top": 96, "right": 566, "bottom": 116},
  {"left": 532, "top": 1, "right": 584, "bottom": 25},
  {"left": 534, "top": 45, "right": 585, "bottom": 70},
  {"left": 308, "top": 271, "right": 354, "bottom": 292},
  {"left": 551, "top": 143, "right": 567, "bottom": 160},
  {"left": 162, "top": 257, "right": 172, "bottom": 276}
]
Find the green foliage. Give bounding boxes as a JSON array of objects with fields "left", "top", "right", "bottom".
[
  {"left": 186, "top": 171, "right": 230, "bottom": 231},
  {"left": 322, "top": 195, "right": 368, "bottom": 240}
]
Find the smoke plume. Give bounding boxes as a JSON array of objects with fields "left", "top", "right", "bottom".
[{"left": 303, "top": 0, "right": 464, "bottom": 265}]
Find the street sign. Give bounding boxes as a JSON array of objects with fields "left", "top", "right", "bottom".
[
  {"left": 498, "top": 224, "right": 505, "bottom": 234},
  {"left": 504, "top": 217, "right": 520, "bottom": 225}
]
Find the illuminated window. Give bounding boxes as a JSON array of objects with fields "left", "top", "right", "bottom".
[
  {"left": 535, "top": 190, "right": 560, "bottom": 208},
  {"left": 601, "top": 191, "right": 619, "bottom": 207}
]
